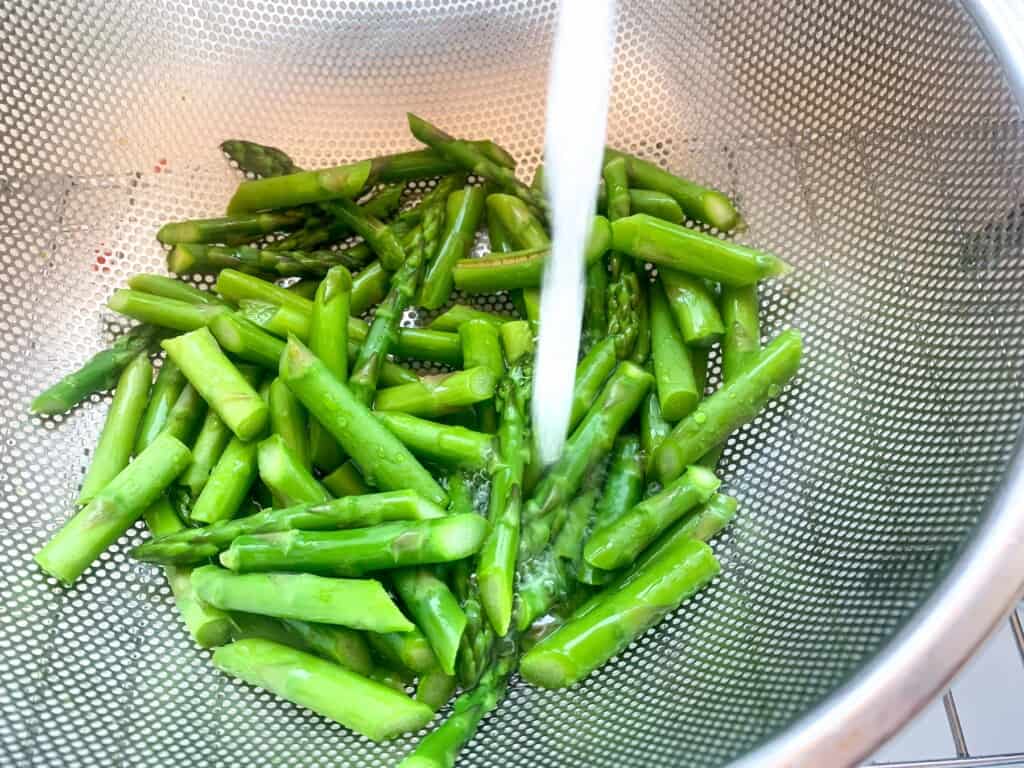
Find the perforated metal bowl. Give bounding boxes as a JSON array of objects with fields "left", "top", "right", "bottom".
[{"left": 3, "top": 1, "right": 1024, "bottom": 767}]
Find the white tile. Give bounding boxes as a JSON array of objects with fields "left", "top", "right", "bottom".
[{"left": 869, "top": 697, "right": 954, "bottom": 764}]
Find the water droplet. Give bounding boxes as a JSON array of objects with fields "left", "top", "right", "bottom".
[{"left": 693, "top": 411, "right": 707, "bottom": 425}]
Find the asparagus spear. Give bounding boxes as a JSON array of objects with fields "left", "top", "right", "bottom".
[
  {"left": 274, "top": 184, "right": 405, "bottom": 252},
  {"left": 257, "top": 434, "right": 330, "bottom": 506},
  {"left": 133, "top": 490, "right": 446, "bottom": 565},
  {"left": 77, "top": 353, "right": 152, "bottom": 504},
  {"left": 408, "top": 115, "right": 546, "bottom": 214},
  {"left": 226, "top": 160, "right": 373, "bottom": 214},
  {"left": 590, "top": 436, "right": 645, "bottom": 536},
  {"left": 127, "top": 274, "right": 228, "bottom": 307},
  {"left": 281, "top": 620, "right": 373, "bottom": 676},
  {"left": 209, "top": 313, "right": 286, "bottom": 369},
  {"left": 520, "top": 362, "right": 652, "bottom": 557},
  {"left": 393, "top": 568, "right": 467, "bottom": 676},
  {"left": 212, "top": 639, "right": 433, "bottom": 742},
  {"left": 143, "top": 497, "right": 232, "bottom": 648},
  {"left": 350, "top": 260, "right": 390, "bottom": 316},
  {"left": 520, "top": 538, "right": 719, "bottom": 689},
  {"left": 583, "top": 259, "right": 609, "bottom": 354},
  {"left": 307, "top": 266, "right": 351, "bottom": 470},
  {"left": 322, "top": 461, "right": 371, "bottom": 497},
  {"left": 485, "top": 193, "right": 549, "bottom": 249},
  {"left": 221, "top": 139, "right": 300, "bottom": 177},
  {"left": 652, "top": 329, "right": 803, "bottom": 483},
  {"left": 419, "top": 185, "right": 486, "bottom": 309},
  {"left": 30, "top": 325, "right": 165, "bottom": 415},
  {"left": 35, "top": 432, "right": 191, "bottom": 585},
  {"left": 659, "top": 268, "right": 724, "bottom": 347},
  {"left": 219, "top": 514, "right": 487, "bottom": 576},
  {"left": 268, "top": 378, "right": 310, "bottom": 468},
  {"left": 611, "top": 214, "right": 790, "bottom": 286},
  {"left": 428, "top": 304, "right": 506, "bottom": 333},
  {"left": 279, "top": 337, "right": 447, "bottom": 505},
  {"left": 215, "top": 268, "right": 314, "bottom": 314},
  {"left": 630, "top": 277, "right": 651, "bottom": 364},
  {"left": 604, "top": 148, "right": 742, "bottom": 232},
  {"left": 320, "top": 196, "right": 407, "bottom": 271},
  {"left": 160, "top": 381, "right": 208, "bottom": 445},
  {"left": 169, "top": 243, "right": 373, "bottom": 278},
  {"left": 486, "top": 195, "right": 515, "bottom": 254},
  {"left": 193, "top": 566, "right": 412, "bottom": 632},
  {"left": 178, "top": 408, "right": 232, "bottom": 496},
  {"left": 157, "top": 210, "right": 306, "bottom": 245},
  {"left": 416, "top": 665, "right": 457, "bottom": 712},
  {"left": 477, "top": 346, "right": 529, "bottom": 636},
  {"left": 452, "top": 216, "right": 611, "bottom": 294},
  {"left": 373, "top": 367, "right": 498, "bottom": 418},
  {"left": 108, "top": 289, "right": 228, "bottom": 332},
  {"left": 368, "top": 627, "right": 438, "bottom": 676},
  {"left": 584, "top": 465, "right": 720, "bottom": 570},
  {"left": 374, "top": 412, "right": 495, "bottom": 471},
  {"left": 162, "top": 327, "right": 269, "bottom": 441},
  {"left": 190, "top": 436, "right": 259, "bottom": 525},
  {"left": 640, "top": 391, "right": 671, "bottom": 468},
  {"left": 133, "top": 361, "right": 186, "bottom": 454},
  {"left": 650, "top": 281, "right": 701, "bottom": 420},
  {"left": 537, "top": 166, "right": 687, "bottom": 224},
  {"left": 459, "top": 319, "right": 504, "bottom": 432},
  {"left": 568, "top": 337, "right": 617, "bottom": 432}
]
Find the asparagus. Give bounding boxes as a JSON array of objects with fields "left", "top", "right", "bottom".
[
  {"left": 486, "top": 195, "right": 515, "bottom": 254},
  {"left": 31, "top": 325, "right": 166, "bottom": 415},
  {"left": 604, "top": 148, "right": 742, "bottom": 232},
  {"left": 221, "top": 139, "right": 299, "bottom": 177},
  {"left": 419, "top": 185, "right": 486, "bottom": 309},
  {"left": 611, "top": 214, "right": 790, "bottom": 286},
  {"left": 160, "top": 381, "right": 208, "bottom": 444},
  {"left": 133, "top": 490, "right": 445, "bottom": 565},
  {"left": 322, "top": 461, "right": 371, "bottom": 497},
  {"left": 108, "top": 289, "right": 228, "bottom": 332},
  {"left": 35, "top": 432, "right": 191, "bottom": 585},
  {"left": 268, "top": 378, "right": 310, "bottom": 468},
  {"left": 74, "top": 352, "right": 152, "bottom": 505},
  {"left": 659, "top": 268, "right": 724, "bottom": 347},
  {"left": 132, "top": 361, "right": 185, "bottom": 453},
  {"left": 157, "top": 210, "right": 306, "bottom": 245},
  {"left": 459, "top": 319, "right": 503, "bottom": 432},
  {"left": 279, "top": 337, "right": 447, "bottom": 505},
  {"left": 584, "top": 465, "right": 720, "bottom": 570},
  {"left": 652, "top": 329, "right": 803, "bottom": 483},
  {"left": 520, "top": 538, "right": 719, "bottom": 689},
  {"left": 209, "top": 313, "right": 286, "bottom": 369},
  {"left": 408, "top": 115, "right": 546, "bottom": 214},
  {"left": 288, "top": 281, "right": 321, "bottom": 301},
  {"left": 568, "top": 337, "right": 617, "bottom": 432},
  {"left": 226, "top": 160, "right": 373, "bottom": 214},
  {"left": 428, "top": 304, "right": 506, "bottom": 333},
  {"left": 630, "top": 277, "right": 651, "bottom": 364},
  {"left": 143, "top": 497, "right": 233, "bottom": 648},
  {"left": 281, "top": 620, "right": 373, "bottom": 676},
  {"left": 416, "top": 666, "right": 457, "bottom": 712},
  {"left": 590, "top": 436, "right": 645, "bottom": 535},
  {"left": 274, "top": 184, "right": 405, "bottom": 252},
  {"left": 178, "top": 409, "right": 232, "bottom": 496},
  {"left": 368, "top": 627, "right": 438, "bottom": 676},
  {"left": 650, "top": 281, "right": 701, "bottom": 420},
  {"left": 216, "top": 268, "right": 314, "bottom": 314},
  {"left": 393, "top": 568, "right": 467, "bottom": 676},
  {"left": 320, "top": 197, "right": 406, "bottom": 271},
  {"left": 583, "top": 259, "right": 609, "bottom": 353},
  {"left": 219, "top": 514, "right": 487, "bottom": 576},
  {"left": 536, "top": 166, "right": 687, "bottom": 224},
  {"left": 307, "top": 266, "right": 350, "bottom": 470},
  {"left": 169, "top": 243, "right": 373, "bottom": 278},
  {"left": 640, "top": 392, "right": 671, "bottom": 469},
  {"left": 257, "top": 434, "right": 330, "bottom": 506},
  {"left": 127, "top": 274, "right": 228, "bottom": 307},
  {"left": 485, "top": 193, "right": 549, "bottom": 249},
  {"left": 477, "top": 369, "right": 528, "bottom": 637},
  {"left": 190, "top": 436, "right": 259, "bottom": 525},
  {"left": 373, "top": 367, "right": 498, "bottom": 418},
  {"left": 374, "top": 411, "right": 495, "bottom": 471},
  {"left": 162, "top": 327, "right": 269, "bottom": 441},
  {"left": 213, "top": 639, "right": 432, "bottom": 742},
  {"left": 350, "top": 260, "right": 390, "bottom": 316},
  {"left": 452, "top": 216, "right": 611, "bottom": 294},
  {"left": 521, "top": 362, "right": 652, "bottom": 557}
]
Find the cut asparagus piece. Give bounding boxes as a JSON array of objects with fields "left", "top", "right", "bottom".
[
  {"left": 108, "top": 289, "right": 228, "bottom": 332},
  {"left": 368, "top": 627, "right": 438, "bottom": 676},
  {"left": 77, "top": 352, "right": 152, "bottom": 504},
  {"left": 322, "top": 461, "right": 371, "bottom": 497},
  {"left": 650, "top": 281, "right": 700, "bottom": 421},
  {"left": 178, "top": 409, "right": 232, "bottom": 497},
  {"left": 216, "top": 269, "right": 314, "bottom": 314},
  {"left": 659, "top": 268, "right": 724, "bottom": 347},
  {"left": 134, "top": 359, "right": 187, "bottom": 453},
  {"left": 652, "top": 329, "right": 803, "bottom": 483},
  {"left": 419, "top": 185, "right": 486, "bottom": 309},
  {"left": 268, "top": 378, "right": 310, "bottom": 468},
  {"left": 127, "top": 274, "right": 229, "bottom": 307},
  {"left": 162, "top": 327, "right": 269, "bottom": 441},
  {"left": 416, "top": 666, "right": 457, "bottom": 712},
  {"left": 35, "top": 432, "right": 191, "bottom": 585},
  {"left": 133, "top": 490, "right": 446, "bottom": 565},
  {"left": 520, "top": 538, "right": 719, "bottom": 689},
  {"left": 373, "top": 367, "right": 498, "bottom": 418},
  {"left": 208, "top": 313, "right": 286, "bottom": 369},
  {"left": 374, "top": 411, "right": 495, "bottom": 471},
  {"left": 350, "top": 260, "right": 390, "bottom": 316},
  {"left": 308, "top": 266, "right": 351, "bottom": 470},
  {"left": 213, "top": 639, "right": 432, "bottom": 742},
  {"left": 568, "top": 337, "right": 617, "bottom": 432},
  {"left": 193, "top": 566, "right": 413, "bottom": 633},
  {"left": 219, "top": 514, "right": 487, "bottom": 576},
  {"left": 221, "top": 139, "right": 299, "bottom": 177},
  {"left": 157, "top": 210, "right": 306, "bottom": 245},
  {"left": 226, "top": 160, "right": 373, "bottom": 214},
  {"left": 190, "top": 436, "right": 259, "bottom": 525},
  {"left": 169, "top": 243, "right": 371, "bottom": 278},
  {"left": 257, "top": 434, "right": 330, "bottom": 507},
  {"left": 160, "top": 382, "right": 208, "bottom": 445},
  {"left": 393, "top": 568, "right": 467, "bottom": 676},
  {"left": 428, "top": 304, "right": 506, "bottom": 333},
  {"left": 279, "top": 337, "right": 447, "bottom": 505},
  {"left": 611, "top": 214, "right": 790, "bottom": 286}
]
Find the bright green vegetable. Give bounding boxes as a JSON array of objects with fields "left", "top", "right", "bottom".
[
  {"left": 374, "top": 367, "right": 498, "bottom": 418},
  {"left": 420, "top": 185, "right": 486, "bottom": 309},
  {"left": 393, "top": 568, "right": 467, "bottom": 676},
  {"left": 374, "top": 411, "right": 495, "bottom": 471},
  {"left": 428, "top": 304, "right": 506, "bottom": 333},
  {"left": 258, "top": 434, "right": 330, "bottom": 507},
  {"left": 190, "top": 436, "right": 259, "bottom": 525},
  {"left": 134, "top": 360, "right": 187, "bottom": 453},
  {"left": 649, "top": 281, "right": 700, "bottom": 420},
  {"left": 127, "top": 274, "right": 229, "bottom": 307},
  {"left": 226, "top": 160, "right": 373, "bottom": 214},
  {"left": 157, "top": 210, "right": 306, "bottom": 245},
  {"left": 108, "top": 290, "right": 227, "bottom": 332},
  {"left": 659, "top": 268, "right": 724, "bottom": 347}
]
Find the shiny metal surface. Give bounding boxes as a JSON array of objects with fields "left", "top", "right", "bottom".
[{"left": 1, "top": 1, "right": 1024, "bottom": 767}]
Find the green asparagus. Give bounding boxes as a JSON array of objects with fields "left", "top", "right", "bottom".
[
  {"left": 649, "top": 281, "right": 700, "bottom": 420},
  {"left": 127, "top": 274, "right": 228, "bottom": 307},
  {"left": 190, "top": 436, "right": 259, "bottom": 525},
  {"left": 178, "top": 408, "right": 232, "bottom": 496},
  {"left": 226, "top": 160, "right": 373, "bottom": 214},
  {"left": 659, "top": 268, "right": 724, "bottom": 347},
  {"left": 419, "top": 185, "right": 485, "bottom": 309},
  {"left": 257, "top": 434, "right": 330, "bottom": 506},
  {"left": 322, "top": 461, "right": 371, "bottom": 497},
  {"left": 134, "top": 359, "right": 187, "bottom": 453},
  {"left": 393, "top": 568, "right": 467, "bottom": 676},
  {"left": 221, "top": 139, "right": 300, "bottom": 177},
  {"left": 374, "top": 367, "right": 498, "bottom": 418},
  {"left": 157, "top": 210, "right": 306, "bottom": 245},
  {"left": 374, "top": 411, "right": 495, "bottom": 471},
  {"left": 428, "top": 304, "right": 506, "bottom": 333},
  {"left": 268, "top": 378, "right": 310, "bottom": 468},
  {"left": 108, "top": 289, "right": 228, "bottom": 332}
]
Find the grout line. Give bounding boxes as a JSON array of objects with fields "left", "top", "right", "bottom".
[
  {"left": 943, "top": 691, "right": 970, "bottom": 759},
  {"left": 1009, "top": 609, "right": 1024, "bottom": 669},
  {"left": 871, "top": 754, "right": 1024, "bottom": 768}
]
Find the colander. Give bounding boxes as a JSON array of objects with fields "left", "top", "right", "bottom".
[{"left": 3, "top": 1, "right": 1024, "bottom": 766}]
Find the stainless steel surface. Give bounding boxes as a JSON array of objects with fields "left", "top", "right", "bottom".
[{"left": 2, "top": 1, "right": 1024, "bottom": 767}]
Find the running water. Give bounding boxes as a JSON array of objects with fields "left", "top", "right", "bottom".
[{"left": 532, "top": 0, "right": 617, "bottom": 466}]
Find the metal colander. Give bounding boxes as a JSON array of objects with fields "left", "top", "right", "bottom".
[{"left": 2, "top": 1, "right": 1024, "bottom": 766}]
